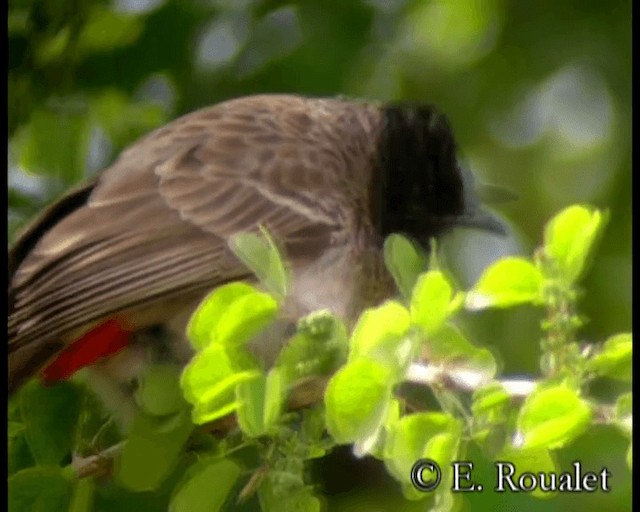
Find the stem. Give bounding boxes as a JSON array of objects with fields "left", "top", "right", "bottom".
[{"left": 537, "top": 250, "right": 582, "bottom": 378}]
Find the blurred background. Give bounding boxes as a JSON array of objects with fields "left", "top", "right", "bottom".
[{"left": 8, "top": 0, "right": 631, "bottom": 511}]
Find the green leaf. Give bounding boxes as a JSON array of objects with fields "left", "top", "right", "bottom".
[
  {"left": 181, "top": 344, "right": 235, "bottom": 404},
  {"left": 89, "top": 90, "right": 166, "bottom": 148},
  {"left": 587, "top": 333, "right": 632, "bottom": 381},
  {"left": 78, "top": 7, "right": 143, "bottom": 53},
  {"left": 258, "top": 476, "right": 322, "bottom": 512},
  {"left": 115, "top": 409, "right": 194, "bottom": 491},
  {"left": 472, "top": 383, "right": 510, "bottom": 417},
  {"left": 8, "top": 9, "right": 28, "bottom": 36},
  {"left": 170, "top": 458, "right": 242, "bottom": 512},
  {"left": 216, "top": 294, "right": 278, "bottom": 348},
  {"left": 466, "top": 257, "right": 544, "bottom": 310},
  {"left": 236, "top": 368, "right": 284, "bottom": 437},
  {"left": 296, "top": 308, "right": 346, "bottom": 341},
  {"left": 181, "top": 343, "right": 260, "bottom": 424},
  {"left": 8, "top": 430, "right": 35, "bottom": 477},
  {"left": 14, "top": 108, "right": 89, "bottom": 183},
  {"left": 383, "top": 412, "right": 462, "bottom": 500},
  {"left": 264, "top": 369, "right": 285, "bottom": 430},
  {"left": 187, "top": 282, "right": 278, "bottom": 351},
  {"left": 300, "top": 408, "right": 332, "bottom": 459},
  {"left": 20, "top": 381, "right": 83, "bottom": 466},
  {"left": 229, "top": 228, "right": 290, "bottom": 301},
  {"left": 349, "top": 301, "right": 412, "bottom": 375},
  {"left": 275, "top": 310, "right": 348, "bottom": 384},
  {"left": 410, "top": 270, "right": 455, "bottom": 335},
  {"left": 325, "top": 359, "right": 392, "bottom": 444},
  {"left": 543, "top": 205, "right": 608, "bottom": 284},
  {"left": 35, "top": 27, "right": 72, "bottom": 64},
  {"left": 9, "top": 467, "right": 72, "bottom": 512},
  {"left": 471, "top": 382, "right": 510, "bottom": 442},
  {"left": 614, "top": 392, "right": 632, "bottom": 437},
  {"left": 422, "top": 324, "right": 497, "bottom": 383},
  {"left": 383, "top": 234, "right": 427, "bottom": 299},
  {"left": 180, "top": 345, "right": 260, "bottom": 424},
  {"left": 496, "top": 447, "right": 559, "bottom": 499},
  {"left": 8, "top": 421, "right": 25, "bottom": 438},
  {"left": 136, "top": 363, "right": 187, "bottom": 416},
  {"left": 516, "top": 385, "right": 591, "bottom": 450}
]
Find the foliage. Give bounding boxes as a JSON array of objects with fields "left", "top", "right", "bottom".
[{"left": 8, "top": 207, "right": 632, "bottom": 511}]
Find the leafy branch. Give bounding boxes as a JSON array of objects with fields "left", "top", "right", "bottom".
[{"left": 8, "top": 205, "right": 632, "bottom": 512}]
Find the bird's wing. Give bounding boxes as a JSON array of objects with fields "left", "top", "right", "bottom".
[{"left": 9, "top": 96, "right": 371, "bottom": 356}]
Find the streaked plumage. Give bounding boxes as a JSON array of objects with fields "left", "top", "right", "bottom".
[{"left": 8, "top": 94, "right": 493, "bottom": 396}]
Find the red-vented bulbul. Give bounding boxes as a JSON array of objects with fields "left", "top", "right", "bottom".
[{"left": 8, "top": 94, "right": 501, "bottom": 414}]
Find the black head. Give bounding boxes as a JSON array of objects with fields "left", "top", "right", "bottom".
[{"left": 373, "top": 104, "right": 503, "bottom": 244}]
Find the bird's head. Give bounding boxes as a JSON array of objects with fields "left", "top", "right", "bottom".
[{"left": 376, "top": 103, "right": 506, "bottom": 245}]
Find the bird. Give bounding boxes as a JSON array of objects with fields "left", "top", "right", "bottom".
[{"left": 8, "top": 94, "right": 503, "bottom": 418}]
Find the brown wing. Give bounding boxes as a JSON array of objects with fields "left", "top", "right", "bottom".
[{"left": 9, "top": 95, "right": 381, "bottom": 386}]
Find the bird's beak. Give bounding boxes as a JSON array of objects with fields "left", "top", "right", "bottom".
[
  {"left": 474, "top": 182, "right": 518, "bottom": 204},
  {"left": 457, "top": 171, "right": 515, "bottom": 236},
  {"left": 454, "top": 206, "right": 508, "bottom": 236}
]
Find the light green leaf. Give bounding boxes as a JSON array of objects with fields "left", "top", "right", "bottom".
[
  {"left": 384, "top": 412, "right": 462, "bottom": 500},
  {"left": 325, "top": 359, "right": 392, "bottom": 444},
  {"left": 383, "top": 234, "right": 428, "bottom": 299},
  {"left": 466, "top": 257, "right": 544, "bottom": 310},
  {"left": 181, "top": 344, "right": 235, "bottom": 404},
  {"left": 410, "top": 270, "right": 454, "bottom": 335},
  {"left": 264, "top": 368, "right": 285, "bottom": 431},
  {"left": 349, "top": 301, "right": 413, "bottom": 375},
  {"left": 587, "top": 333, "right": 632, "bottom": 381},
  {"left": 192, "top": 399, "right": 241, "bottom": 427},
  {"left": 215, "top": 292, "right": 278, "bottom": 347},
  {"left": 496, "top": 447, "right": 558, "bottom": 499},
  {"left": 181, "top": 344, "right": 259, "bottom": 424},
  {"left": 422, "top": 324, "right": 497, "bottom": 383},
  {"left": 236, "top": 368, "right": 284, "bottom": 437},
  {"left": 471, "top": 382, "right": 510, "bottom": 442},
  {"left": 170, "top": 458, "right": 242, "bottom": 512},
  {"left": 187, "top": 282, "right": 278, "bottom": 350},
  {"left": 229, "top": 228, "right": 290, "bottom": 300},
  {"left": 614, "top": 392, "right": 632, "bottom": 437},
  {"left": 191, "top": 372, "right": 259, "bottom": 426},
  {"left": 516, "top": 385, "right": 592, "bottom": 450},
  {"left": 543, "top": 205, "right": 608, "bottom": 284},
  {"left": 472, "top": 383, "right": 510, "bottom": 417}
]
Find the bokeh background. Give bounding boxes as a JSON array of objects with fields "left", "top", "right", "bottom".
[{"left": 8, "top": 1, "right": 631, "bottom": 511}]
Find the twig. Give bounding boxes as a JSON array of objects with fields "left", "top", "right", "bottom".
[
  {"left": 406, "top": 362, "right": 536, "bottom": 397},
  {"left": 72, "top": 442, "right": 125, "bottom": 479}
]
